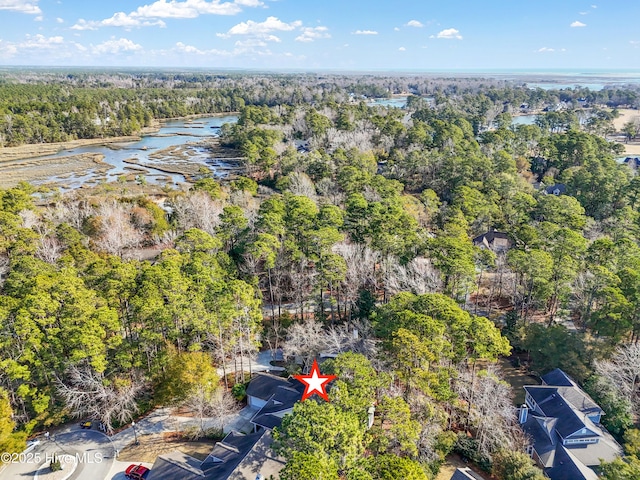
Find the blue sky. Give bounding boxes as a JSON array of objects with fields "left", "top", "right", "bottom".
[{"left": 0, "top": 0, "right": 639, "bottom": 70}]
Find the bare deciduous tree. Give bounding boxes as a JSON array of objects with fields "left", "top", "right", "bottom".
[
  {"left": 595, "top": 343, "right": 640, "bottom": 415},
  {"left": 18, "top": 209, "right": 40, "bottom": 230},
  {"left": 93, "top": 201, "right": 143, "bottom": 256},
  {"left": 0, "top": 254, "right": 9, "bottom": 286},
  {"left": 56, "top": 365, "right": 145, "bottom": 435},
  {"left": 333, "top": 242, "right": 380, "bottom": 317},
  {"left": 172, "top": 191, "right": 223, "bottom": 236},
  {"left": 282, "top": 317, "right": 325, "bottom": 372},
  {"left": 35, "top": 235, "right": 63, "bottom": 264},
  {"left": 182, "top": 387, "right": 238, "bottom": 438},
  {"left": 384, "top": 256, "right": 442, "bottom": 295},
  {"left": 454, "top": 366, "right": 525, "bottom": 459},
  {"left": 286, "top": 172, "right": 317, "bottom": 201},
  {"left": 321, "top": 319, "right": 378, "bottom": 359}
]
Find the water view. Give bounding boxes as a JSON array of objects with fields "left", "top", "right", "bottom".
[{"left": 31, "top": 114, "right": 239, "bottom": 189}]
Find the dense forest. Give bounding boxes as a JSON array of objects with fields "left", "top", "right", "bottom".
[
  {"left": 0, "top": 69, "right": 638, "bottom": 146},
  {"left": 0, "top": 71, "right": 640, "bottom": 479}
]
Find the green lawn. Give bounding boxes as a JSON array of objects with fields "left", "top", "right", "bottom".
[{"left": 498, "top": 356, "right": 540, "bottom": 405}]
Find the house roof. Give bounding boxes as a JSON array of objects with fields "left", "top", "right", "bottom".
[
  {"left": 450, "top": 467, "right": 484, "bottom": 480},
  {"left": 227, "top": 430, "right": 286, "bottom": 480},
  {"left": 472, "top": 229, "right": 510, "bottom": 245},
  {"left": 250, "top": 383, "right": 302, "bottom": 430},
  {"left": 545, "top": 446, "right": 598, "bottom": 480},
  {"left": 524, "top": 386, "right": 591, "bottom": 438},
  {"left": 521, "top": 414, "right": 558, "bottom": 468},
  {"left": 544, "top": 183, "right": 567, "bottom": 195},
  {"left": 200, "top": 431, "right": 265, "bottom": 478},
  {"left": 246, "top": 372, "right": 294, "bottom": 401},
  {"left": 522, "top": 368, "right": 623, "bottom": 477},
  {"left": 565, "top": 427, "right": 623, "bottom": 467},
  {"left": 146, "top": 451, "right": 206, "bottom": 480},
  {"left": 539, "top": 370, "right": 603, "bottom": 416},
  {"left": 541, "top": 368, "right": 574, "bottom": 387},
  {"left": 147, "top": 431, "right": 266, "bottom": 480},
  {"left": 148, "top": 373, "right": 300, "bottom": 480}
]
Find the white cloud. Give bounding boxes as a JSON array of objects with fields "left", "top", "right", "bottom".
[
  {"left": 436, "top": 28, "right": 462, "bottom": 40},
  {"left": 72, "top": 13, "right": 167, "bottom": 30},
  {"left": 352, "top": 29, "right": 377, "bottom": 35},
  {"left": 234, "top": 0, "right": 264, "bottom": 6},
  {"left": 295, "top": 26, "right": 330, "bottom": 42},
  {"left": 579, "top": 11, "right": 589, "bottom": 15},
  {"left": 34, "top": 14, "right": 42, "bottom": 21},
  {"left": 235, "top": 38, "right": 267, "bottom": 47},
  {"left": 536, "top": 47, "right": 566, "bottom": 53},
  {"left": 132, "top": 0, "right": 241, "bottom": 18},
  {"left": 406, "top": 20, "right": 423, "bottom": 28},
  {"left": 591, "top": 4, "right": 597, "bottom": 8},
  {"left": 398, "top": 46, "right": 406, "bottom": 51},
  {"left": 92, "top": 37, "right": 143, "bottom": 55},
  {"left": 570, "top": 21, "right": 586, "bottom": 27},
  {"left": 0, "top": 0, "right": 41, "bottom": 14},
  {"left": 172, "top": 41, "right": 233, "bottom": 55},
  {"left": 56, "top": 17, "right": 64, "bottom": 23},
  {"left": 0, "top": 34, "right": 92, "bottom": 60},
  {"left": 393, "top": 27, "right": 399, "bottom": 31},
  {"left": 70, "top": 0, "right": 263, "bottom": 31},
  {"left": 21, "top": 34, "right": 64, "bottom": 48},
  {"left": 175, "top": 41, "right": 205, "bottom": 54},
  {"left": 224, "top": 16, "right": 301, "bottom": 36},
  {"left": 0, "top": 40, "right": 19, "bottom": 59}
]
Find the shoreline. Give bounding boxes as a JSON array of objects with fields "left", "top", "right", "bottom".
[{"left": 0, "top": 111, "right": 239, "bottom": 164}]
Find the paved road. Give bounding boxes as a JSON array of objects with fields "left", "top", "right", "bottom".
[
  {"left": 1, "top": 429, "right": 115, "bottom": 480},
  {"left": 1, "top": 352, "right": 284, "bottom": 480}
]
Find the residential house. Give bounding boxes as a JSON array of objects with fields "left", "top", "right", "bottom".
[
  {"left": 147, "top": 372, "right": 303, "bottom": 480},
  {"left": 623, "top": 157, "right": 640, "bottom": 171},
  {"left": 472, "top": 228, "right": 512, "bottom": 253},
  {"left": 520, "top": 368, "right": 622, "bottom": 480},
  {"left": 246, "top": 372, "right": 295, "bottom": 410},
  {"left": 450, "top": 467, "right": 485, "bottom": 480},
  {"left": 543, "top": 184, "right": 567, "bottom": 196}
]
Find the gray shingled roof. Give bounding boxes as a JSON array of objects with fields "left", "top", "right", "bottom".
[
  {"left": 146, "top": 451, "right": 206, "bottom": 480},
  {"left": 200, "top": 431, "right": 265, "bottom": 478},
  {"left": 545, "top": 445, "right": 598, "bottom": 480},
  {"left": 245, "top": 373, "right": 293, "bottom": 401},
  {"left": 541, "top": 368, "right": 574, "bottom": 386},
  {"left": 522, "top": 369, "right": 623, "bottom": 479},
  {"left": 250, "top": 384, "right": 302, "bottom": 430},
  {"left": 450, "top": 467, "right": 485, "bottom": 480},
  {"left": 541, "top": 369, "right": 602, "bottom": 415},
  {"left": 147, "top": 431, "right": 265, "bottom": 480}
]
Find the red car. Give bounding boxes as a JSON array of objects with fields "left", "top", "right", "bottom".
[{"left": 125, "top": 464, "right": 150, "bottom": 479}]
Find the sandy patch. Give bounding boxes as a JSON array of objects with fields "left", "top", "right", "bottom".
[
  {"left": 435, "top": 454, "right": 492, "bottom": 480},
  {"left": 621, "top": 142, "right": 640, "bottom": 156},
  {"left": 0, "top": 129, "right": 160, "bottom": 163},
  {"left": 613, "top": 108, "right": 640, "bottom": 132},
  {"left": 117, "top": 432, "right": 217, "bottom": 463},
  {"left": 0, "top": 152, "right": 111, "bottom": 189}
]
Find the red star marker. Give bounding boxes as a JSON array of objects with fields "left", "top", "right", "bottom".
[{"left": 293, "top": 359, "right": 337, "bottom": 402}]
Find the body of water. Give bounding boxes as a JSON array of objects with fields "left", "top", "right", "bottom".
[
  {"left": 32, "top": 115, "right": 238, "bottom": 189},
  {"left": 525, "top": 82, "right": 608, "bottom": 91},
  {"left": 511, "top": 115, "right": 538, "bottom": 126},
  {"left": 367, "top": 97, "right": 408, "bottom": 108}
]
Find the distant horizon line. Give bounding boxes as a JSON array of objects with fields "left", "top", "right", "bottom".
[
  {"left": 1, "top": 65, "right": 640, "bottom": 72},
  {"left": 2, "top": 65, "right": 640, "bottom": 81}
]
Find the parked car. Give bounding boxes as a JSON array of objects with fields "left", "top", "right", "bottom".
[
  {"left": 80, "top": 421, "right": 92, "bottom": 429},
  {"left": 125, "top": 464, "right": 150, "bottom": 479}
]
